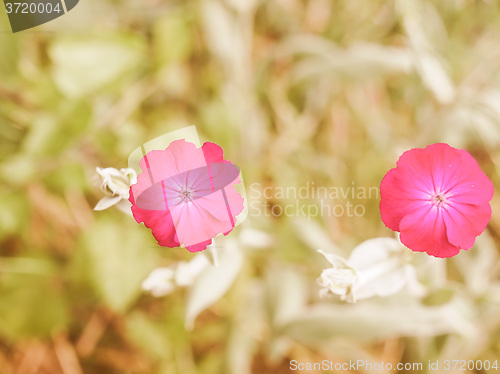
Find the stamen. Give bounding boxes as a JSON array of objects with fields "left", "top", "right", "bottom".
[
  {"left": 431, "top": 192, "right": 446, "bottom": 206},
  {"left": 179, "top": 187, "right": 194, "bottom": 203}
]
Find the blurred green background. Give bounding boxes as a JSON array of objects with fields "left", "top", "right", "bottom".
[{"left": 1, "top": 0, "right": 500, "bottom": 373}]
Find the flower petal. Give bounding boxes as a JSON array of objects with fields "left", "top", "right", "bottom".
[
  {"left": 130, "top": 205, "right": 180, "bottom": 247},
  {"left": 171, "top": 190, "right": 240, "bottom": 247},
  {"left": 443, "top": 202, "right": 492, "bottom": 249},
  {"left": 399, "top": 205, "right": 460, "bottom": 258},
  {"left": 167, "top": 140, "right": 208, "bottom": 175},
  {"left": 186, "top": 240, "right": 213, "bottom": 252},
  {"left": 445, "top": 149, "right": 494, "bottom": 205},
  {"left": 380, "top": 168, "right": 430, "bottom": 231},
  {"left": 94, "top": 195, "right": 122, "bottom": 211},
  {"left": 202, "top": 142, "right": 226, "bottom": 164},
  {"left": 130, "top": 139, "right": 244, "bottom": 251},
  {"left": 380, "top": 143, "right": 493, "bottom": 258}
]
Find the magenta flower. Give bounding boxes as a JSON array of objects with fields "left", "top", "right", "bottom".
[
  {"left": 380, "top": 143, "right": 494, "bottom": 258},
  {"left": 129, "top": 139, "right": 244, "bottom": 252}
]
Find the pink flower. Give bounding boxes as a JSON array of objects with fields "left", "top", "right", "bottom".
[
  {"left": 129, "top": 140, "right": 244, "bottom": 252},
  {"left": 380, "top": 143, "right": 494, "bottom": 258}
]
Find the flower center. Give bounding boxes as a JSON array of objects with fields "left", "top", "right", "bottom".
[
  {"left": 431, "top": 192, "right": 447, "bottom": 207},
  {"left": 179, "top": 187, "right": 194, "bottom": 203}
]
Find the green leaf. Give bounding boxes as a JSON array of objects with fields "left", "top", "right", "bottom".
[
  {"left": 22, "top": 101, "right": 91, "bottom": 156},
  {"left": 126, "top": 311, "right": 171, "bottom": 359},
  {"left": 0, "top": 156, "right": 37, "bottom": 186},
  {"left": 50, "top": 34, "right": 145, "bottom": 97},
  {"left": 280, "top": 297, "right": 474, "bottom": 345},
  {"left": 0, "top": 190, "right": 29, "bottom": 239},
  {"left": 0, "top": 33, "right": 19, "bottom": 78},
  {"left": 0, "top": 257, "right": 57, "bottom": 276},
  {"left": 266, "top": 265, "right": 308, "bottom": 326},
  {"left": 153, "top": 14, "right": 193, "bottom": 65},
  {"left": 0, "top": 273, "right": 68, "bottom": 340},
  {"left": 185, "top": 240, "right": 243, "bottom": 329},
  {"left": 80, "top": 217, "right": 157, "bottom": 312},
  {"left": 422, "top": 288, "right": 456, "bottom": 306}
]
